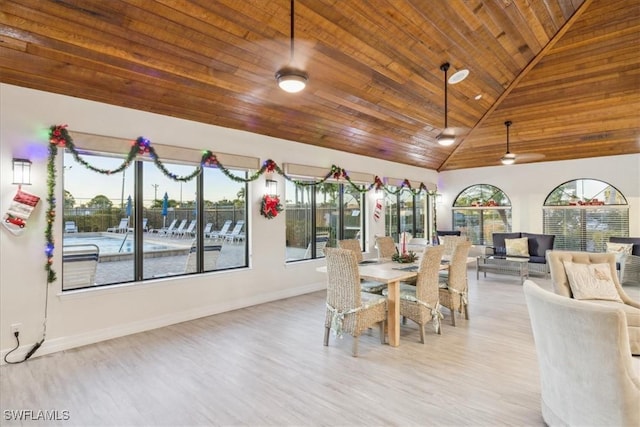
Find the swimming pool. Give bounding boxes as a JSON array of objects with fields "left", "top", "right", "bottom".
[{"left": 64, "top": 233, "right": 184, "bottom": 255}]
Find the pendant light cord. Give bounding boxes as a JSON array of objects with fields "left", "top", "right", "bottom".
[{"left": 289, "top": 0, "right": 295, "bottom": 63}]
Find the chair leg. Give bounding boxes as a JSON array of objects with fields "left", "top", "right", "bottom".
[
  {"left": 323, "top": 326, "right": 330, "bottom": 346},
  {"left": 463, "top": 304, "right": 469, "bottom": 320},
  {"left": 379, "top": 321, "right": 386, "bottom": 344},
  {"left": 402, "top": 315, "right": 407, "bottom": 325},
  {"left": 419, "top": 324, "right": 425, "bottom": 344},
  {"left": 450, "top": 307, "right": 457, "bottom": 326},
  {"left": 352, "top": 336, "right": 359, "bottom": 357}
]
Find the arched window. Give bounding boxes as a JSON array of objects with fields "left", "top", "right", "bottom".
[
  {"left": 543, "top": 179, "right": 629, "bottom": 252},
  {"left": 452, "top": 184, "right": 511, "bottom": 245}
]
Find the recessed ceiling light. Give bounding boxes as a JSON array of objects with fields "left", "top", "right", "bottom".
[
  {"left": 475, "top": 94, "right": 483, "bottom": 100},
  {"left": 448, "top": 69, "right": 469, "bottom": 84}
]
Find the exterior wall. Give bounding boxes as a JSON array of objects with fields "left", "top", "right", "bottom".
[{"left": 0, "top": 84, "right": 437, "bottom": 360}]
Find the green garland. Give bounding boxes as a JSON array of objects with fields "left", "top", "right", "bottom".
[{"left": 45, "top": 124, "right": 438, "bottom": 282}]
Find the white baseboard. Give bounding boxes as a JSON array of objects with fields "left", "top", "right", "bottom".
[{"left": 1, "top": 282, "right": 325, "bottom": 364}]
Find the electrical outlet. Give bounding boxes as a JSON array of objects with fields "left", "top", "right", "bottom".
[{"left": 10, "top": 323, "right": 21, "bottom": 334}]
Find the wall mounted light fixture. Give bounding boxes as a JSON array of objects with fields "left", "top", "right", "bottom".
[
  {"left": 12, "top": 158, "right": 32, "bottom": 185},
  {"left": 266, "top": 179, "right": 278, "bottom": 196}
]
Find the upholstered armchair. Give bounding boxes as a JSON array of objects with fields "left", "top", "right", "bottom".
[
  {"left": 547, "top": 250, "right": 640, "bottom": 355},
  {"left": 323, "top": 248, "right": 387, "bottom": 357},
  {"left": 523, "top": 280, "right": 640, "bottom": 427}
]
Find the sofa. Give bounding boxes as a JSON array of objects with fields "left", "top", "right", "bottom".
[
  {"left": 488, "top": 232, "right": 555, "bottom": 277},
  {"left": 523, "top": 279, "right": 640, "bottom": 427}
]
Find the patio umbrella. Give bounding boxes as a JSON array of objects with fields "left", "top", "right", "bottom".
[
  {"left": 161, "top": 192, "right": 168, "bottom": 228},
  {"left": 125, "top": 195, "right": 132, "bottom": 218}
]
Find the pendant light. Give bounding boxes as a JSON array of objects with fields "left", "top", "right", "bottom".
[
  {"left": 275, "top": 0, "right": 308, "bottom": 93},
  {"left": 501, "top": 120, "right": 516, "bottom": 165},
  {"left": 437, "top": 63, "right": 455, "bottom": 146}
]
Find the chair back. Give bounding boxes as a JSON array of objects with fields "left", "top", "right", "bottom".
[
  {"left": 185, "top": 239, "right": 222, "bottom": 273},
  {"left": 523, "top": 279, "right": 639, "bottom": 427},
  {"left": 164, "top": 219, "right": 177, "bottom": 231},
  {"left": 441, "top": 235, "right": 468, "bottom": 258},
  {"left": 62, "top": 244, "right": 99, "bottom": 290},
  {"left": 414, "top": 245, "right": 445, "bottom": 305},
  {"left": 203, "top": 223, "right": 213, "bottom": 234},
  {"left": 141, "top": 218, "right": 148, "bottom": 230},
  {"left": 218, "top": 220, "right": 232, "bottom": 234},
  {"left": 184, "top": 220, "right": 196, "bottom": 234},
  {"left": 324, "top": 248, "right": 362, "bottom": 312},
  {"left": 547, "top": 250, "right": 620, "bottom": 298},
  {"left": 117, "top": 218, "right": 129, "bottom": 230},
  {"left": 305, "top": 232, "right": 330, "bottom": 258},
  {"left": 375, "top": 236, "right": 397, "bottom": 258},
  {"left": 228, "top": 220, "right": 244, "bottom": 235},
  {"left": 447, "top": 241, "right": 472, "bottom": 292},
  {"left": 337, "top": 239, "right": 363, "bottom": 263},
  {"left": 173, "top": 219, "right": 187, "bottom": 232}
]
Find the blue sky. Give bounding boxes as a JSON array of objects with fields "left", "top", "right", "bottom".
[{"left": 63, "top": 152, "right": 244, "bottom": 206}]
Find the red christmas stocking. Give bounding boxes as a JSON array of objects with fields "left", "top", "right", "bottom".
[{"left": 2, "top": 187, "right": 40, "bottom": 236}]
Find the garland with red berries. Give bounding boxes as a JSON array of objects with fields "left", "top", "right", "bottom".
[{"left": 45, "top": 124, "right": 437, "bottom": 282}]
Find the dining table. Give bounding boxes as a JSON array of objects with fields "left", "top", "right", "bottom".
[{"left": 317, "top": 258, "right": 448, "bottom": 347}]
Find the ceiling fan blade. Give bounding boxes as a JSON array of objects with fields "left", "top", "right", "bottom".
[
  {"left": 441, "top": 126, "right": 469, "bottom": 136},
  {"left": 513, "top": 153, "right": 546, "bottom": 163}
]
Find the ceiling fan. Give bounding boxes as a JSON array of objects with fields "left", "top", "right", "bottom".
[
  {"left": 500, "top": 120, "right": 545, "bottom": 165},
  {"left": 436, "top": 62, "right": 468, "bottom": 146}
]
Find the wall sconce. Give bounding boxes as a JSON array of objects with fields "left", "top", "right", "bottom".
[
  {"left": 266, "top": 179, "right": 278, "bottom": 196},
  {"left": 12, "top": 158, "right": 32, "bottom": 185}
]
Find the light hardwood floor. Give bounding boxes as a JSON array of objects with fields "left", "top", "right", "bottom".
[{"left": 1, "top": 270, "right": 638, "bottom": 426}]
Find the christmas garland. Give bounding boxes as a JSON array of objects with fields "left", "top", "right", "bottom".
[
  {"left": 45, "top": 124, "right": 438, "bottom": 282},
  {"left": 260, "top": 195, "right": 283, "bottom": 219}
]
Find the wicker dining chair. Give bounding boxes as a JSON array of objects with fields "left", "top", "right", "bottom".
[
  {"left": 375, "top": 235, "right": 398, "bottom": 259},
  {"left": 439, "top": 241, "right": 472, "bottom": 326},
  {"left": 323, "top": 248, "right": 387, "bottom": 357},
  {"left": 338, "top": 239, "right": 387, "bottom": 294},
  {"left": 337, "top": 239, "right": 364, "bottom": 262},
  {"left": 384, "top": 245, "right": 445, "bottom": 342}
]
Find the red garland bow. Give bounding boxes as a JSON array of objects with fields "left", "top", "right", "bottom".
[{"left": 261, "top": 195, "right": 282, "bottom": 219}]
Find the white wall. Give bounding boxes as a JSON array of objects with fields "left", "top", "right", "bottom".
[
  {"left": 0, "top": 84, "right": 437, "bottom": 360},
  {"left": 437, "top": 154, "right": 640, "bottom": 236}
]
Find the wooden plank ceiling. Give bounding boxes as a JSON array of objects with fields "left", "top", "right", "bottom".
[{"left": 1, "top": 0, "right": 638, "bottom": 171}]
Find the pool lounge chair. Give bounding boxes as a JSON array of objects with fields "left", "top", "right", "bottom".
[
  {"left": 207, "top": 220, "right": 232, "bottom": 241},
  {"left": 224, "top": 220, "right": 245, "bottom": 243},
  {"left": 175, "top": 220, "right": 196, "bottom": 238},
  {"left": 154, "top": 219, "right": 177, "bottom": 236},
  {"left": 128, "top": 218, "right": 148, "bottom": 233},
  {"left": 64, "top": 221, "right": 78, "bottom": 233},
  {"left": 167, "top": 219, "right": 187, "bottom": 237},
  {"left": 107, "top": 218, "right": 129, "bottom": 233},
  {"left": 184, "top": 240, "right": 222, "bottom": 273},
  {"left": 62, "top": 244, "right": 99, "bottom": 290}
]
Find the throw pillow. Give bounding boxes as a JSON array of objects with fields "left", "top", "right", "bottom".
[
  {"left": 562, "top": 261, "right": 622, "bottom": 302},
  {"left": 505, "top": 237, "right": 529, "bottom": 257},
  {"left": 606, "top": 242, "right": 633, "bottom": 263}
]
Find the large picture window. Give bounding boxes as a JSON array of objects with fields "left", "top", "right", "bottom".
[
  {"left": 62, "top": 151, "right": 248, "bottom": 290},
  {"left": 285, "top": 180, "right": 365, "bottom": 262},
  {"left": 543, "top": 179, "right": 628, "bottom": 252},
  {"left": 384, "top": 190, "right": 428, "bottom": 242},
  {"left": 451, "top": 184, "right": 511, "bottom": 245}
]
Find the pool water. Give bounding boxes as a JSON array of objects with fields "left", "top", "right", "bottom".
[{"left": 64, "top": 234, "right": 176, "bottom": 254}]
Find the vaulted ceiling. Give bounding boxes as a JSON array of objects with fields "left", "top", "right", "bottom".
[{"left": 1, "top": 0, "right": 638, "bottom": 171}]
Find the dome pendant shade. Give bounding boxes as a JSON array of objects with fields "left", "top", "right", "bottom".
[
  {"left": 275, "top": 67, "right": 308, "bottom": 93},
  {"left": 436, "top": 134, "right": 456, "bottom": 146}
]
